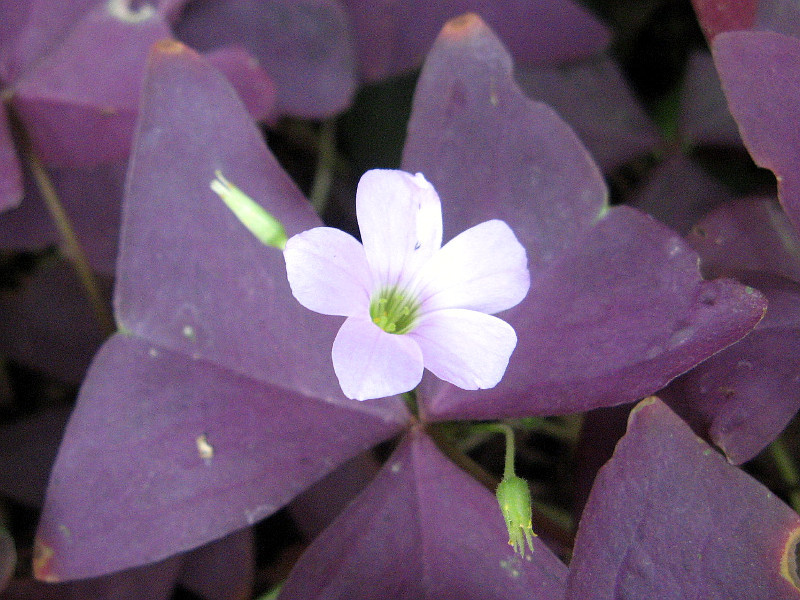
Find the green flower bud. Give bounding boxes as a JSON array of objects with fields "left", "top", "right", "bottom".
[
  {"left": 211, "top": 171, "right": 288, "bottom": 250},
  {"left": 496, "top": 474, "right": 536, "bottom": 557}
]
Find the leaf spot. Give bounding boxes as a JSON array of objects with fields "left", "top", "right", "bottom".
[
  {"left": 196, "top": 433, "right": 214, "bottom": 464},
  {"left": 781, "top": 526, "right": 800, "bottom": 591}
]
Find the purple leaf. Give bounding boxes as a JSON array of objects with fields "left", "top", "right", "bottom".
[
  {"left": 22, "top": 556, "right": 183, "bottom": 599},
  {"left": 566, "top": 397, "right": 800, "bottom": 599},
  {"left": 688, "top": 197, "right": 800, "bottom": 282},
  {"left": 204, "top": 45, "right": 277, "bottom": 123},
  {"left": 288, "top": 451, "right": 380, "bottom": 540},
  {"left": 35, "top": 334, "right": 406, "bottom": 581},
  {"left": 659, "top": 198, "right": 800, "bottom": 464},
  {"left": 628, "top": 153, "right": 735, "bottom": 235},
  {"left": 278, "top": 429, "right": 568, "bottom": 600},
  {"left": 342, "top": 1, "right": 610, "bottom": 82},
  {"left": 0, "top": 259, "right": 110, "bottom": 382},
  {"left": 117, "top": 40, "right": 354, "bottom": 401},
  {"left": 0, "top": 0, "right": 100, "bottom": 83},
  {"left": 0, "top": 161, "right": 126, "bottom": 276},
  {"left": 173, "top": 0, "right": 356, "bottom": 118},
  {"left": 178, "top": 528, "right": 254, "bottom": 600},
  {"left": 679, "top": 50, "right": 742, "bottom": 148},
  {"left": 11, "top": 4, "right": 171, "bottom": 166},
  {"left": 0, "top": 110, "right": 21, "bottom": 212},
  {"left": 35, "top": 41, "right": 408, "bottom": 581},
  {"left": 11, "top": 528, "right": 251, "bottom": 599},
  {"left": 516, "top": 54, "right": 660, "bottom": 171},
  {"left": 402, "top": 14, "right": 766, "bottom": 420},
  {"left": 712, "top": 30, "right": 800, "bottom": 234}
]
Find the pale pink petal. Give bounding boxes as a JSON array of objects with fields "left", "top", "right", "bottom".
[
  {"left": 409, "top": 309, "right": 517, "bottom": 390},
  {"left": 332, "top": 316, "right": 424, "bottom": 400},
  {"left": 414, "top": 220, "right": 530, "bottom": 314},
  {"left": 284, "top": 227, "right": 372, "bottom": 316},
  {"left": 356, "top": 169, "right": 442, "bottom": 288}
]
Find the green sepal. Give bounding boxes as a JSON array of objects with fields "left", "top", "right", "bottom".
[
  {"left": 211, "top": 171, "right": 288, "bottom": 250},
  {"left": 496, "top": 474, "right": 537, "bottom": 557}
]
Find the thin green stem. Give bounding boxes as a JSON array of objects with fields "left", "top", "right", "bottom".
[
  {"left": 10, "top": 108, "right": 115, "bottom": 335},
  {"left": 770, "top": 437, "right": 800, "bottom": 512},
  {"left": 309, "top": 121, "right": 336, "bottom": 214},
  {"left": 467, "top": 422, "right": 516, "bottom": 478}
]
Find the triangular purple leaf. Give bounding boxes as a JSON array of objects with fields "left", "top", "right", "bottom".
[
  {"left": 0, "top": 0, "right": 100, "bottom": 83},
  {"left": 279, "top": 428, "right": 568, "bottom": 600},
  {"left": 11, "top": 4, "right": 171, "bottom": 166},
  {"left": 173, "top": 0, "right": 356, "bottom": 118},
  {"left": 403, "top": 15, "right": 766, "bottom": 420},
  {"left": 343, "top": 1, "right": 609, "bottom": 82},
  {"left": 688, "top": 197, "right": 800, "bottom": 282},
  {"left": 36, "top": 334, "right": 405, "bottom": 581},
  {"left": 566, "top": 397, "right": 800, "bottom": 599},
  {"left": 629, "top": 153, "right": 735, "bottom": 235},
  {"left": 660, "top": 198, "right": 800, "bottom": 464},
  {"left": 516, "top": 54, "right": 660, "bottom": 172},
  {"left": 712, "top": 30, "right": 800, "bottom": 233},
  {"left": 35, "top": 41, "right": 408, "bottom": 581},
  {"left": 679, "top": 50, "right": 742, "bottom": 148}
]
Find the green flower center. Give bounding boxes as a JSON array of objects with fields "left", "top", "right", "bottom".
[{"left": 369, "top": 287, "right": 420, "bottom": 334}]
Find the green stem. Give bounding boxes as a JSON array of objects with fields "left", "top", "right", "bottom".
[
  {"left": 309, "top": 121, "right": 336, "bottom": 215},
  {"left": 10, "top": 108, "right": 115, "bottom": 335},
  {"left": 468, "top": 422, "right": 516, "bottom": 478},
  {"left": 770, "top": 437, "right": 800, "bottom": 512}
]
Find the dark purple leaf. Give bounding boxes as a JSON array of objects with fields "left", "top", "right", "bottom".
[
  {"left": 35, "top": 334, "right": 406, "bottom": 581},
  {"left": 11, "top": 4, "right": 171, "bottom": 166},
  {"left": 712, "top": 30, "right": 800, "bottom": 233},
  {"left": 679, "top": 50, "right": 742, "bottom": 147},
  {"left": 566, "top": 397, "right": 800, "bottom": 600},
  {"left": 658, "top": 198, "right": 800, "bottom": 464},
  {"left": 22, "top": 556, "right": 182, "bottom": 599},
  {"left": 342, "top": 1, "right": 610, "bottom": 82},
  {"left": 571, "top": 404, "right": 632, "bottom": 519},
  {"left": 0, "top": 259, "right": 110, "bottom": 382},
  {"left": 12, "top": 528, "right": 250, "bottom": 599},
  {"left": 0, "top": 110, "right": 21, "bottom": 212},
  {"left": 279, "top": 428, "right": 568, "bottom": 600},
  {"left": 402, "top": 14, "right": 766, "bottom": 420},
  {"left": 629, "top": 153, "right": 735, "bottom": 235},
  {"left": 0, "top": 0, "right": 100, "bottom": 83},
  {"left": 688, "top": 197, "right": 800, "bottom": 282},
  {"left": 288, "top": 450, "right": 380, "bottom": 540},
  {"left": 178, "top": 528, "right": 254, "bottom": 600},
  {"left": 35, "top": 41, "right": 408, "bottom": 581},
  {"left": 0, "top": 161, "right": 125, "bottom": 276},
  {"left": 204, "top": 45, "right": 277, "bottom": 123},
  {"left": 173, "top": 0, "right": 356, "bottom": 118},
  {"left": 516, "top": 54, "right": 660, "bottom": 171}
]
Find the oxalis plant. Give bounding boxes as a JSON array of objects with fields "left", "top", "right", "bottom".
[{"left": 0, "top": 3, "right": 799, "bottom": 600}]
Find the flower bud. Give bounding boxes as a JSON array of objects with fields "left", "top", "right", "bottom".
[{"left": 496, "top": 474, "right": 536, "bottom": 557}]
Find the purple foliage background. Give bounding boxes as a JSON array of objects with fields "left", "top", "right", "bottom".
[{"left": 0, "top": 0, "right": 799, "bottom": 599}]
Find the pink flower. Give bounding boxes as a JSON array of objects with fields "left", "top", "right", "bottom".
[{"left": 283, "top": 169, "right": 530, "bottom": 400}]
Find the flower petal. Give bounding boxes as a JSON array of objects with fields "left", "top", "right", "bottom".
[
  {"left": 414, "top": 219, "right": 530, "bottom": 314},
  {"left": 356, "top": 169, "right": 442, "bottom": 288},
  {"left": 409, "top": 309, "right": 517, "bottom": 390},
  {"left": 284, "top": 227, "right": 372, "bottom": 316},
  {"left": 332, "top": 316, "right": 424, "bottom": 400}
]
